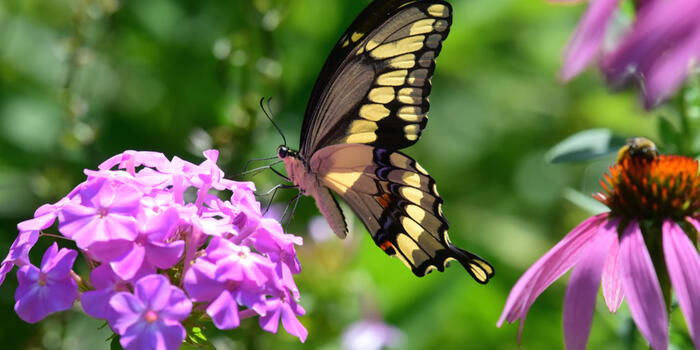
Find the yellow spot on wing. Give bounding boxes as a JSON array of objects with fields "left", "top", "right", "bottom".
[
  {"left": 370, "top": 36, "right": 425, "bottom": 59},
  {"left": 474, "top": 259, "right": 494, "bottom": 274},
  {"left": 403, "top": 172, "right": 422, "bottom": 187},
  {"left": 387, "top": 53, "right": 416, "bottom": 69},
  {"left": 404, "top": 124, "right": 420, "bottom": 141},
  {"left": 470, "top": 265, "right": 488, "bottom": 282},
  {"left": 376, "top": 70, "right": 408, "bottom": 86},
  {"left": 344, "top": 133, "right": 377, "bottom": 144},
  {"left": 398, "top": 106, "right": 424, "bottom": 122},
  {"left": 368, "top": 87, "right": 395, "bottom": 103},
  {"left": 409, "top": 19, "right": 436, "bottom": 35},
  {"left": 415, "top": 162, "right": 429, "bottom": 175},
  {"left": 351, "top": 32, "right": 364, "bottom": 42},
  {"left": 324, "top": 171, "right": 363, "bottom": 194},
  {"left": 405, "top": 204, "right": 426, "bottom": 222},
  {"left": 427, "top": 4, "right": 450, "bottom": 18},
  {"left": 398, "top": 87, "right": 423, "bottom": 104},
  {"left": 359, "top": 104, "right": 390, "bottom": 121},
  {"left": 400, "top": 186, "right": 424, "bottom": 205},
  {"left": 366, "top": 39, "right": 380, "bottom": 52},
  {"left": 348, "top": 120, "right": 378, "bottom": 133},
  {"left": 396, "top": 233, "right": 422, "bottom": 265}
]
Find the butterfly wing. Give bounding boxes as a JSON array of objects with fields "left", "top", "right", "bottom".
[
  {"left": 300, "top": 0, "right": 452, "bottom": 155},
  {"left": 310, "top": 144, "right": 494, "bottom": 282}
]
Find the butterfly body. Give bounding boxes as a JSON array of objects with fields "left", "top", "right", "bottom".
[{"left": 278, "top": 0, "right": 494, "bottom": 283}]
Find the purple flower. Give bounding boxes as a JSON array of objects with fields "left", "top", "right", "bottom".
[
  {"left": 14, "top": 243, "right": 78, "bottom": 323},
  {"left": 59, "top": 177, "right": 140, "bottom": 261},
  {"left": 108, "top": 274, "right": 192, "bottom": 350},
  {"left": 558, "top": 0, "right": 621, "bottom": 81},
  {"left": 341, "top": 319, "right": 404, "bottom": 350},
  {"left": 259, "top": 291, "right": 308, "bottom": 342},
  {"left": 81, "top": 264, "right": 131, "bottom": 320},
  {"left": 553, "top": 0, "right": 700, "bottom": 108},
  {"left": 4, "top": 149, "right": 306, "bottom": 347},
  {"left": 499, "top": 142, "right": 700, "bottom": 349},
  {"left": 110, "top": 207, "right": 184, "bottom": 280},
  {"left": 1, "top": 202, "right": 63, "bottom": 285},
  {"left": 601, "top": 0, "right": 700, "bottom": 108}
]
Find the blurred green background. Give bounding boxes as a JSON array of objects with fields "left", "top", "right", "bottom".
[{"left": 0, "top": 0, "right": 674, "bottom": 349}]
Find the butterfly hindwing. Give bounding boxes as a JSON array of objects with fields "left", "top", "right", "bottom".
[
  {"left": 311, "top": 144, "right": 494, "bottom": 282},
  {"left": 301, "top": 0, "right": 452, "bottom": 154}
]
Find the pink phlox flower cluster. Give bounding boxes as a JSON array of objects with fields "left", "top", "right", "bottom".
[{"left": 0, "top": 149, "right": 307, "bottom": 350}]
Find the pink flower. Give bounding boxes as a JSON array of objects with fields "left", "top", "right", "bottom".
[
  {"left": 2, "top": 149, "right": 306, "bottom": 348},
  {"left": 14, "top": 243, "right": 79, "bottom": 323},
  {"left": 108, "top": 275, "right": 192, "bottom": 350},
  {"left": 601, "top": 0, "right": 700, "bottom": 108},
  {"left": 499, "top": 139, "right": 700, "bottom": 350},
  {"left": 554, "top": 0, "right": 700, "bottom": 108},
  {"left": 558, "top": 0, "right": 621, "bottom": 81}
]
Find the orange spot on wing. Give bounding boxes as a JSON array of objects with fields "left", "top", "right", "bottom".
[
  {"left": 375, "top": 193, "right": 392, "bottom": 208},
  {"left": 379, "top": 240, "right": 393, "bottom": 251}
]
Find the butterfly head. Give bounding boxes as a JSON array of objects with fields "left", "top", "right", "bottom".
[{"left": 277, "top": 145, "right": 299, "bottom": 160}]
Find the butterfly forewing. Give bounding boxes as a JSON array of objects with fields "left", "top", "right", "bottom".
[
  {"left": 301, "top": 0, "right": 453, "bottom": 154},
  {"left": 310, "top": 144, "right": 494, "bottom": 281}
]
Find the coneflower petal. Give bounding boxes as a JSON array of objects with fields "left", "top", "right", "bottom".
[
  {"left": 560, "top": 0, "right": 621, "bottom": 81},
  {"left": 662, "top": 220, "right": 700, "bottom": 349},
  {"left": 498, "top": 214, "right": 607, "bottom": 340},
  {"left": 563, "top": 225, "right": 616, "bottom": 350},
  {"left": 619, "top": 220, "right": 668, "bottom": 350},
  {"left": 601, "top": 219, "right": 624, "bottom": 313}
]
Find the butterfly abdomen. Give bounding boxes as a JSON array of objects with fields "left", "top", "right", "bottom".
[{"left": 282, "top": 153, "right": 349, "bottom": 239}]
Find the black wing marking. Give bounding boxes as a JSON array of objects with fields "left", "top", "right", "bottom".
[
  {"left": 312, "top": 144, "right": 494, "bottom": 282},
  {"left": 300, "top": 0, "right": 452, "bottom": 155}
]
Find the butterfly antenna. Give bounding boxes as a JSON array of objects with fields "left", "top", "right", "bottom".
[
  {"left": 242, "top": 155, "right": 279, "bottom": 174},
  {"left": 260, "top": 97, "right": 287, "bottom": 147},
  {"left": 234, "top": 160, "right": 283, "bottom": 179}
]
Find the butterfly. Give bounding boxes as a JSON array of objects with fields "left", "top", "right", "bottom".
[{"left": 277, "top": 0, "right": 494, "bottom": 283}]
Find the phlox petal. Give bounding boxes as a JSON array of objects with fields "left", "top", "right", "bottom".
[{"left": 207, "top": 291, "right": 240, "bottom": 329}]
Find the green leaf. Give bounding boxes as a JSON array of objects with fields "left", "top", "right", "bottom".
[
  {"left": 545, "top": 129, "right": 627, "bottom": 163},
  {"left": 110, "top": 336, "right": 123, "bottom": 350},
  {"left": 563, "top": 188, "right": 609, "bottom": 215},
  {"left": 184, "top": 325, "right": 216, "bottom": 350}
]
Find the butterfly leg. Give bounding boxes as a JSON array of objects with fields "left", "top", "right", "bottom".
[
  {"left": 281, "top": 191, "right": 303, "bottom": 233},
  {"left": 259, "top": 184, "right": 298, "bottom": 216}
]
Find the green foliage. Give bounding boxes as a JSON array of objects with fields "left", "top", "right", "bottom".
[{"left": 0, "top": 0, "right": 682, "bottom": 349}]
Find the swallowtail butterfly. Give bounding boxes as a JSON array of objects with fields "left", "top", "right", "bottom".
[{"left": 277, "top": 0, "right": 494, "bottom": 282}]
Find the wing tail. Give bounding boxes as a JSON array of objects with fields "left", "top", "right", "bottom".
[{"left": 449, "top": 245, "right": 495, "bottom": 284}]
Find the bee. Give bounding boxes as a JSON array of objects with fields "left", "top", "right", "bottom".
[{"left": 616, "top": 137, "right": 659, "bottom": 163}]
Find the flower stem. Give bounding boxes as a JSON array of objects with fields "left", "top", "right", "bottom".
[
  {"left": 641, "top": 221, "right": 672, "bottom": 312},
  {"left": 679, "top": 74, "right": 700, "bottom": 156}
]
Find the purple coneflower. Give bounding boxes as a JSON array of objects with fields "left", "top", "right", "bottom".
[
  {"left": 554, "top": 0, "right": 700, "bottom": 108},
  {"left": 499, "top": 138, "right": 700, "bottom": 350}
]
